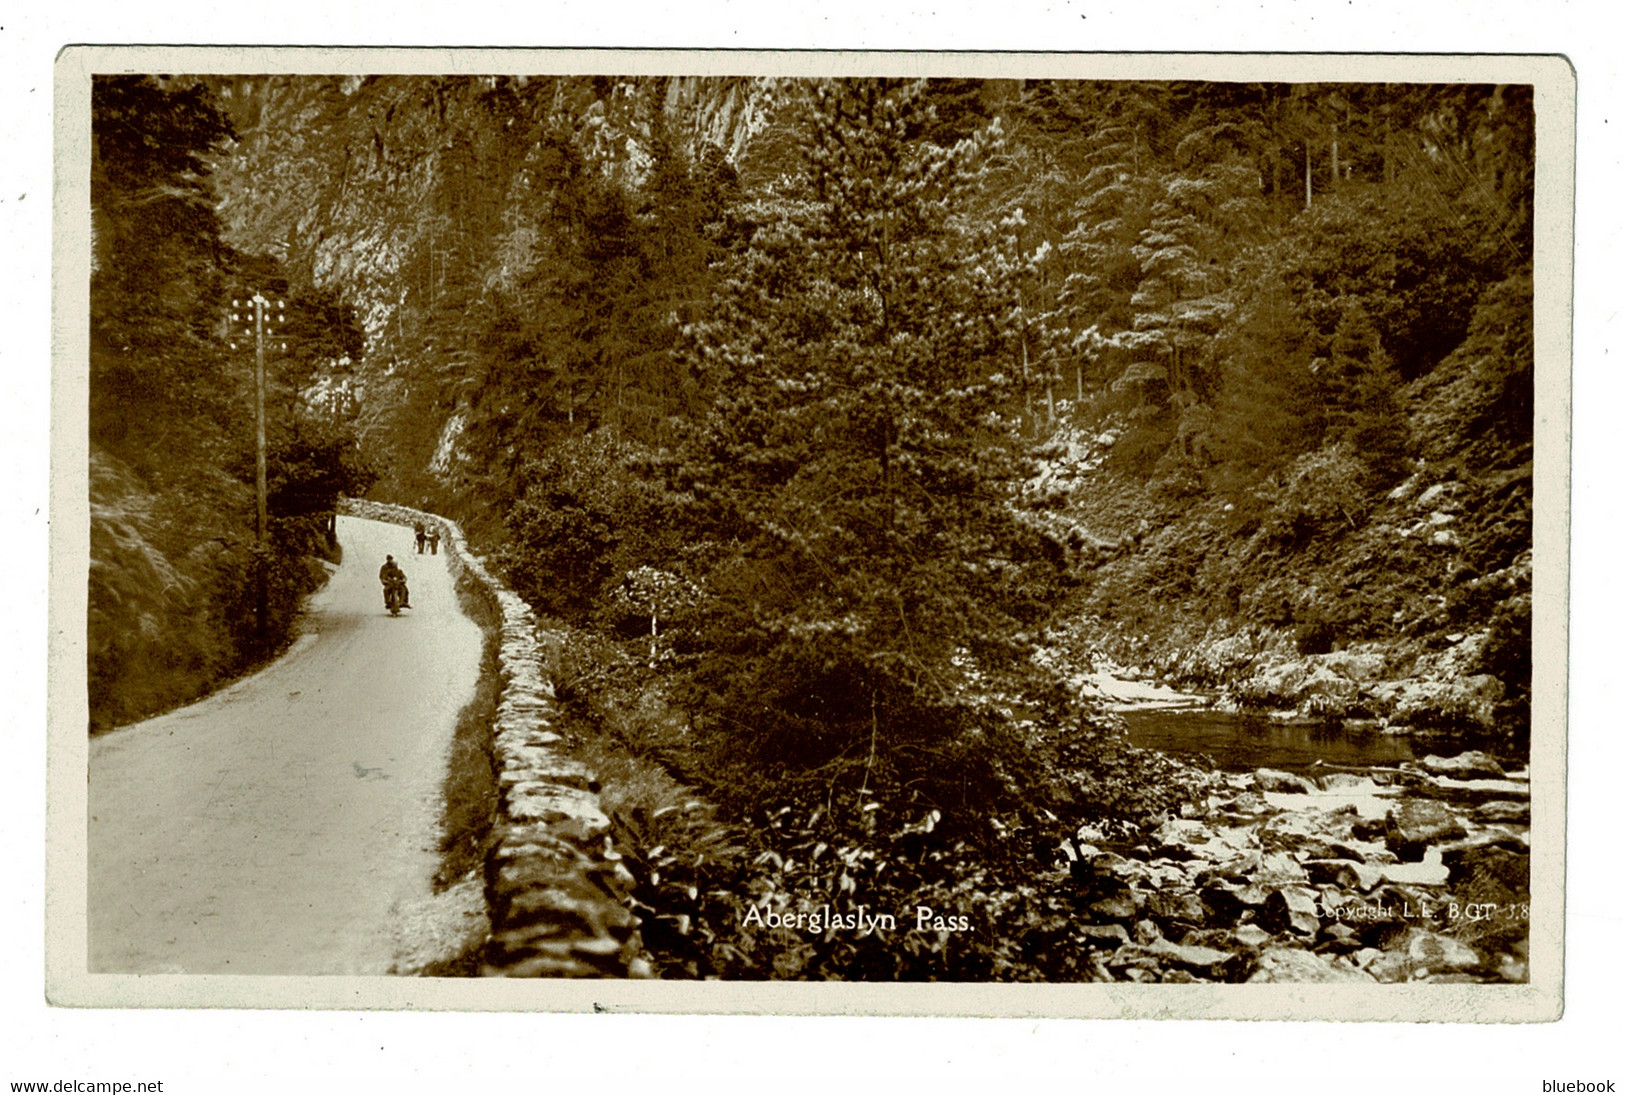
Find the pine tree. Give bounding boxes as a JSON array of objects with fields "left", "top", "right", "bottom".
[
  {"left": 1321, "top": 301, "right": 1409, "bottom": 484},
  {"left": 673, "top": 79, "right": 1069, "bottom": 825},
  {"left": 1209, "top": 270, "right": 1323, "bottom": 490}
]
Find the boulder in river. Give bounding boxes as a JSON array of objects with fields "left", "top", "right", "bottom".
[
  {"left": 1421, "top": 750, "right": 1507, "bottom": 780},
  {"left": 1303, "top": 858, "right": 1386, "bottom": 892},
  {"left": 1384, "top": 800, "right": 1467, "bottom": 861},
  {"left": 1254, "top": 768, "right": 1316, "bottom": 794},
  {"left": 1214, "top": 789, "right": 1276, "bottom": 819},
  {"left": 1475, "top": 800, "right": 1530, "bottom": 823},
  {"left": 1379, "top": 858, "right": 1451, "bottom": 886},
  {"left": 1315, "top": 771, "right": 1374, "bottom": 792},
  {"left": 1258, "top": 808, "right": 1367, "bottom": 859}
]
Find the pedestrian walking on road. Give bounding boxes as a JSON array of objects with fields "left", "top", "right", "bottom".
[
  {"left": 413, "top": 522, "right": 426, "bottom": 554},
  {"left": 428, "top": 525, "right": 440, "bottom": 555}
]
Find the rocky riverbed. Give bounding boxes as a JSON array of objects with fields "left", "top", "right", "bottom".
[{"left": 1063, "top": 748, "right": 1530, "bottom": 983}]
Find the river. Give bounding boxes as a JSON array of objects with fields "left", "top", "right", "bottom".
[{"left": 1121, "top": 708, "right": 1419, "bottom": 773}]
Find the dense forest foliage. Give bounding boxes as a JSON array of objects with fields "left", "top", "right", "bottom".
[
  {"left": 91, "top": 74, "right": 1536, "bottom": 978},
  {"left": 88, "top": 75, "right": 373, "bottom": 731}
]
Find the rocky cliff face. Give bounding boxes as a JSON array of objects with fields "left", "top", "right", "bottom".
[{"left": 212, "top": 75, "right": 782, "bottom": 509}]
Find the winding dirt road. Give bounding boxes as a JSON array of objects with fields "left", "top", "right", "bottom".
[{"left": 88, "top": 515, "right": 484, "bottom": 975}]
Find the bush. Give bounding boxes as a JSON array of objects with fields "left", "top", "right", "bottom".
[
  {"left": 88, "top": 449, "right": 337, "bottom": 732},
  {"left": 1476, "top": 592, "right": 1531, "bottom": 707},
  {"left": 1258, "top": 445, "right": 1370, "bottom": 547},
  {"left": 502, "top": 432, "right": 687, "bottom": 624},
  {"left": 1295, "top": 612, "right": 1340, "bottom": 656}
]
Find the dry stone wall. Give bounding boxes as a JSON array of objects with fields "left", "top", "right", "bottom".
[{"left": 338, "top": 499, "right": 644, "bottom": 977}]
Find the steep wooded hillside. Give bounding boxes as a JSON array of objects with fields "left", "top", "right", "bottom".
[{"left": 202, "top": 75, "right": 1534, "bottom": 742}]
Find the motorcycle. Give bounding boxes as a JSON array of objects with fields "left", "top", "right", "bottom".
[{"left": 383, "top": 577, "right": 409, "bottom": 616}]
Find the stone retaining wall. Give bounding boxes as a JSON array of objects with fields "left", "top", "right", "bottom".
[{"left": 338, "top": 499, "right": 644, "bottom": 977}]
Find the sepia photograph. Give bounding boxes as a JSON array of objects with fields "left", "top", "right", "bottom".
[{"left": 47, "top": 48, "right": 1571, "bottom": 1023}]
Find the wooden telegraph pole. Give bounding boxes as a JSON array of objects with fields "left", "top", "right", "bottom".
[{"left": 230, "top": 291, "right": 286, "bottom": 642}]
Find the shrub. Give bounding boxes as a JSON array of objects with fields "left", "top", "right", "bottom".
[
  {"left": 1295, "top": 612, "right": 1340, "bottom": 656},
  {"left": 1257, "top": 444, "right": 1370, "bottom": 547},
  {"left": 1476, "top": 592, "right": 1531, "bottom": 707},
  {"left": 502, "top": 431, "right": 688, "bottom": 624}
]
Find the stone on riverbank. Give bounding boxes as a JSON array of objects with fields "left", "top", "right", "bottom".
[
  {"left": 1260, "top": 886, "right": 1321, "bottom": 935},
  {"left": 1248, "top": 946, "right": 1375, "bottom": 983},
  {"left": 1375, "top": 673, "right": 1505, "bottom": 731},
  {"left": 1077, "top": 923, "right": 1132, "bottom": 947},
  {"left": 1366, "top": 928, "right": 1482, "bottom": 982},
  {"left": 1145, "top": 890, "right": 1209, "bottom": 931}
]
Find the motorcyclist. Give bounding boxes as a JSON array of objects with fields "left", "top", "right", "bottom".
[{"left": 379, "top": 554, "right": 411, "bottom": 609}]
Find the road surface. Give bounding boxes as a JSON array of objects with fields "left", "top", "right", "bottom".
[{"left": 88, "top": 515, "right": 485, "bottom": 975}]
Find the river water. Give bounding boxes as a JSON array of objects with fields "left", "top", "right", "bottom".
[{"left": 1121, "top": 708, "right": 1418, "bottom": 773}]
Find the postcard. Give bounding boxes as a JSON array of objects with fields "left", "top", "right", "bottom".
[{"left": 48, "top": 47, "right": 1573, "bottom": 1020}]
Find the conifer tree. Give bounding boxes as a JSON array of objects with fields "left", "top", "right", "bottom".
[
  {"left": 1209, "top": 271, "right": 1323, "bottom": 490},
  {"left": 674, "top": 79, "right": 1069, "bottom": 824},
  {"left": 1321, "top": 301, "right": 1409, "bottom": 484}
]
